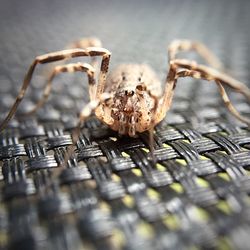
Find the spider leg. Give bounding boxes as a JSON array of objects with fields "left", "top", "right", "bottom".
[
  {"left": 168, "top": 39, "right": 224, "bottom": 70},
  {"left": 175, "top": 65, "right": 250, "bottom": 125},
  {"left": 155, "top": 62, "right": 177, "bottom": 123},
  {"left": 24, "top": 62, "right": 96, "bottom": 115},
  {"left": 216, "top": 80, "right": 250, "bottom": 124},
  {"left": 156, "top": 59, "right": 250, "bottom": 125},
  {"left": 148, "top": 92, "right": 159, "bottom": 164},
  {"left": 135, "top": 83, "right": 159, "bottom": 163},
  {"left": 66, "top": 37, "right": 102, "bottom": 69},
  {"left": 0, "top": 47, "right": 111, "bottom": 131},
  {"left": 174, "top": 59, "right": 250, "bottom": 99},
  {"left": 62, "top": 92, "right": 112, "bottom": 168}
]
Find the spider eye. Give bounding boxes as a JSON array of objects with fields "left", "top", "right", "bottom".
[
  {"left": 136, "top": 84, "right": 146, "bottom": 91},
  {"left": 138, "top": 77, "right": 141, "bottom": 82},
  {"left": 124, "top": 90, "right": 134, "bottom": 96},
  {"left": 122, "top": 76, "right": 126, "bottom": 81}
]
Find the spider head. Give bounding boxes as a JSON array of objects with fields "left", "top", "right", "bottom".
[
  {"left": 108, "top": 83, "right": 157, "bottom": 136},
  {"left": 95, "top": 64, "right": 162, "bottom": 137}
]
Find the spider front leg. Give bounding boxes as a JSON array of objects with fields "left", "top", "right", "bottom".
[
  {"left": 0, "top": 47, "right": 111, "bottom": 131},
  {"left": 25, "top": 62, "right": 96, "bottom": 115},
  {"left": 174, "top": 59, "right": 250, "bottom": 124},
  {"left": 155, "top": 59, "right": 250, "bottom": 125},
  {"left": 168, "top": 39, "right": 224, "bottom": 70},
  {"left": 62, "top": 92, "right": 112, "bottom": 167},
  {"left": 174, "top": 59, "right": 250, "bottom": 99},
  {"left": 66, "top": 37, "right": 102, "bottom": 68}
]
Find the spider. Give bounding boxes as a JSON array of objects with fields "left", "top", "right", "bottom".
[{"left": 0, "top": 37, "right": 250, "bottom": 161}]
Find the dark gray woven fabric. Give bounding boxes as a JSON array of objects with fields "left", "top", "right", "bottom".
[{"left": 0, "top": 0, "right": 250, "bottom": 249}]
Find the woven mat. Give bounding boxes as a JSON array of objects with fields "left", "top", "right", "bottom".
[{"left": 0, "top": 0, "right": 250, "bottom": 249}]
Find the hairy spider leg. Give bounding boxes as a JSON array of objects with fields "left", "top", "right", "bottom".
[
  {"left": 155, "top": 40, "right": 250, "bottom": 124},
  {"left": 67, "top": 37, "right": 102, "bottom": 69},
  {"left": 25, "top": 62, "right": 96, "bottom": 115},
  {"left": 174, "top": 59, "right": 250, "bottom": 100},
  {"left": 155, "top": 58, "right": 250, "bottom": 125},
  {"left": 0, "top": 47, "right": 111, "bottom": 131},
  {"left": 174, "top": 59, "right": 250, "bottom": 124},
  {"left": 168, "top": 39, "right": 224, "bottom": 70},
  {"left": 61, "top": 92, "right": 112, "bottom": 170}
]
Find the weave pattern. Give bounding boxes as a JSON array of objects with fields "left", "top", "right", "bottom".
[{"left": 0, "top": 0, "right": 250, "bottom": 249}]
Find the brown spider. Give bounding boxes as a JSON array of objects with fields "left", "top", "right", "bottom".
[{"left": 0, "top": 38, "right": 250, "bottom": 160}]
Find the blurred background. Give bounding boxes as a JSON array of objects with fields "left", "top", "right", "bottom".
[
  {"left": 0, "top": 0, "right": 250, "bottom": 249},
  {"left": 1, "top": 0, "right": 250, "bottom": 110},
  {"left": 1, "top": 0, "right": 250, "bottom": 119}
]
